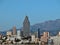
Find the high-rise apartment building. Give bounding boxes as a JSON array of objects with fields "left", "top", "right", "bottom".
[
  {"left": 13, "top": 26, "right": 17, "bottom": 35},
  {"left": 38, "top": 28, "right": 40, "bottom": 38}
]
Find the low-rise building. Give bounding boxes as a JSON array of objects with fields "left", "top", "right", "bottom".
[{"left": 6, "top": 31, "right": 12, "bottom": 36}]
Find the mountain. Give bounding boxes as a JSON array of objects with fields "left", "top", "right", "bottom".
[
  {"left": 31, "top": 19, "right": 60, "bottom": 36},
  {"left": 1, "top": 19, "right": 60, "bottom": 36}
]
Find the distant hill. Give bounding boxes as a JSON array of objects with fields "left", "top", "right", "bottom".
[
  {"left": 31, "top": 19, "right": 60, "bottom": 36},
  {"left": 1, "top": 19, "right": 60, "bottom": 36}
]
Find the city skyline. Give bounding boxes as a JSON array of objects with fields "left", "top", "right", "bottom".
[{"left": 0, "top": 0, "right": 60, "bottom": 31}]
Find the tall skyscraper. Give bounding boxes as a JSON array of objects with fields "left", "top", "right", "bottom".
[
  {"left": 38, "top": 28, "right": 40, "bottom": 38},
  {"left": 23, "top": 16, "right": 30, "bottom": 37},
  {"left": 35, "top": 28, "right": 40, "bottom": 38},
  {"left": 13, "top": 26, "right": 17, "bottom": 35}
]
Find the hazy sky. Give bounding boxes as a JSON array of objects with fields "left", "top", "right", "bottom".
[{"left": 0, "top": 0, "right": 60, "bottom": 31}]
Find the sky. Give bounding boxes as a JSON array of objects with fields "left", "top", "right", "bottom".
[{"left": 0, "top": 0, "right": 60, "bottom": 31}]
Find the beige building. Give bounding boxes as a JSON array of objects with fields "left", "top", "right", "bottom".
[
  {"left": 6, "top": 31, "right": 12, "bottom": 36},
  {"left": 41, "top": 32, "right": 49, "bottom": 43},
  {"left": 35, "top": 38, "right": 39, "bottom": 43},
  {"left": 43, "top": 32, "right": 49, "bottom": 37}
]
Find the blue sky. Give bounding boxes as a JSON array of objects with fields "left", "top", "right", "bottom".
[{"left": 0, "top": 0, "right": 60, "bottom": 31}]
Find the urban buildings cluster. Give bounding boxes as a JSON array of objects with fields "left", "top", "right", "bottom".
[{"left": 0, "top": 16, "right": 60, "bottom": 45}]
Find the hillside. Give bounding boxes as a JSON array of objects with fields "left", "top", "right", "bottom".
[{"left": 31, "top": 19, "right": 60, "bottom": 36}]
